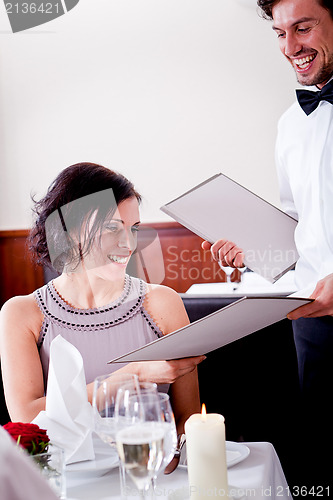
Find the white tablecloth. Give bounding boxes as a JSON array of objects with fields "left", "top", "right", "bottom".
[
  {"left": 185, "top": 271, "right": 297, "bottom": 296},
  {"left": 66, "top": 442, "right": 292, "bottom": 500}
]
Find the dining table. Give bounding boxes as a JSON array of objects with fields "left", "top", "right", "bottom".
[{"left": 65, "top": 440, "right": 293, "bottom": 500}]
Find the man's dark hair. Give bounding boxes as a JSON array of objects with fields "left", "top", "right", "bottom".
[{"left": 257, "top": 0, "right": 333, "bottom": 20}]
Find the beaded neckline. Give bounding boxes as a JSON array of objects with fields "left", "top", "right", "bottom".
[
  {"left": 35, "top": 275, "right": 146, "bottom": 332},
  {"left": 48, "top": 274, "right": 132, "bottom": 315}
]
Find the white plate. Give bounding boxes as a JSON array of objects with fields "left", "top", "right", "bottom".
[
  {"left": 180, "top": 441, "right": 250, "bottom": 469},
  {"left": 226, "top": 441, "right": 250, "bottom": 467},
  {"left": 66, "top": 438, "right": 249, "bottom": 477}
]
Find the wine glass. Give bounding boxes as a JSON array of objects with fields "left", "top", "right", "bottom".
[
  {"left": 218, "top": 262, "right": 235, "bottom": 284},
  {"left": 238, "top": 265, "right": 247, "bottom": 276},
  {"left": 114, "top": 381, "right": 159, "bottom": 427},
  {"left": 150, "top": 393, "right": 177, "bottom": 491},
  {"left": 92, "top": 372, "right": 139, "bottom": 447},
  {"left": 219, "top": 261, "right": 247, "bottom": 291},
  {"left": 233, "top": 264, "right": 248, "bottom": 291},
  {"left": 115, "top": 382, "right": 166, "bottom": 497},
  {"left": 157, "top": 393, "right": 177, "bottom": 472},
  {"left": 92, "top": 373, "right": 140, "bottom": 498}
]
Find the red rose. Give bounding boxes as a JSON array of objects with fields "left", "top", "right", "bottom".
[{"left": 3, "top": 422, "right": 50, "bottom": 454}]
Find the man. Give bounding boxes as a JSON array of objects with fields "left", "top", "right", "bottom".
[{"left": 203, "top": 0, "right": 333, "bottom": 491}]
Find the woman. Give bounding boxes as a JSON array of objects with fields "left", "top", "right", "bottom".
[{"left": 0, "top": 162, "right": 204, "bottom": 430}]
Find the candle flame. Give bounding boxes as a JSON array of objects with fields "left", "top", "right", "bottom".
[{"left": 201, "top": 403, "right": 207, "bottom": 422}]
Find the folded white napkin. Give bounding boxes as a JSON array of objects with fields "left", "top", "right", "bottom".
[{"left": 33, "top": 335, "right": 95, "bottom": 465}]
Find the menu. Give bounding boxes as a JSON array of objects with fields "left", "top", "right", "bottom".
[
  {"left": 160, "top": 173, "right": 298, "bottom": 283},
  {"left": 109, "top": 296, "right": 310, "bottom": 362}
]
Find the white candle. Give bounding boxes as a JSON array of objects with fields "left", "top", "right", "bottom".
[{"left": 185, "top": 405, "right": 228, "bottom": 499}]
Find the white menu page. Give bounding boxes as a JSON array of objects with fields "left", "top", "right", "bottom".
[
  {"left": 109, "top": 296, "right": 310, "bottom": 363},
  {"left": 161, "top": 173, "right": 298, "bottom": 283}
]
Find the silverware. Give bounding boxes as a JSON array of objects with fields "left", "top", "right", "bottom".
[{"left": 164, "top": 433, "right": 186, "bottom": 474}]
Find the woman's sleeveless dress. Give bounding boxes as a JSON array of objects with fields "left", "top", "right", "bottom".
[{"left": 34, "top": 275, "right": 164, "bottom": 388}]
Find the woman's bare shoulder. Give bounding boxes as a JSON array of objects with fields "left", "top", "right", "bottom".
[
  {"left": 1, "top": 293, "right": 40, "bottom": 315},
  {"left": 0, "top": 294, "right": 43, "bottom": 340},
  {"left": 145, "top": 284, "right": 189, "bottom": 334},
  {"left": 146, "top": 283, "right": 182, "bottom": 304}
]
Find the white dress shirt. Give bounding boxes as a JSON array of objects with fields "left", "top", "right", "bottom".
[{"left": 276, "top": 82, "right": 333, "bottom": 290}]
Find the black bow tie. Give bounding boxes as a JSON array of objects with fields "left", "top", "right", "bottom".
[{"left": 296, "top": 80, "right": 333, "bottom": 115}]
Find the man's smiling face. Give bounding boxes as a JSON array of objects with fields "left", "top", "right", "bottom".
[{"left": 272, "top": 0, "right": 333, "bottom": 88}]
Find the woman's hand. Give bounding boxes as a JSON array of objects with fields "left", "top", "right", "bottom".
[
  {"left": 132, "top": 356, "right": 206, "bottom": 385},
  {"left": 201, "top": 239, "right": 245, "bottom": 268}
]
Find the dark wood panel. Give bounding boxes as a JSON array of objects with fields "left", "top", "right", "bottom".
[
  {"left": 143, "top": 222, "right": 241, "bottom": 292},
  {"left": 145, "top": 222, "right": 227, "bottom": 292},
  {"left": 0, "top": 223, "right": 237, "bottom": 302},
  {"left": 0, "top": 230, "right": 44, "bottom": 306}
]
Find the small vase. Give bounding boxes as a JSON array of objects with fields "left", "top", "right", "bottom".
[{"left": 31, "top": 443, "right": 66, "bottom": 499}]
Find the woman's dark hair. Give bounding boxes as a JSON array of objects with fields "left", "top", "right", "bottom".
[
  {"left": 29, "top": 162, "right": 141, "bottom": 273},
  {"left": 257, "top": 0, "right": 333, "bottom": 20}
]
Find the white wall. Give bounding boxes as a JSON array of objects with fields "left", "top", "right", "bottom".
[{"left": 0, "top": 0, "right": 297, "bottom": 230}]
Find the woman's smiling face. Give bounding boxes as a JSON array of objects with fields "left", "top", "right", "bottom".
[
  {"left": 272, "top": 0, "right": 333, "bottom": 88},
  {"left": 81, "top": 196, "right": 140, "bottom": 278}
]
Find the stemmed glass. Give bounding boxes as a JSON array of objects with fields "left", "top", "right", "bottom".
[
  {"left": 218, "top": 262, "right": 235, "bottom": 285},
  {"left": 233, "top": 265, "right": 249, "bottom": 291},
  {"left": 92, "top": 372, "right": 140, "bottom": 497},
  {"left": 157, "top": 393, "right": 177, "bottom": 473},
  {"left": 219, "top": 261, "right": 247, "bottom": 291},
  {"left": 92, "top": 372, "right": 139, "bottom": 447},
  {"left": 151, "top": 393, "right": 177, "bottom": 490},
  {"left": 238, "top": 265, "right": 247, "bottom": 274},
  {"left": 115, "top": 382, "right": 166, "bottom": 498}
]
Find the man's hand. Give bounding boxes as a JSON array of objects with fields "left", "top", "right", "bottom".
[
  {"left": 288, "top": 273, "right": 333, "bottom": 319},
  {"left": 201, "top": 239, "right": 245, "bottom": 268}
]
